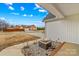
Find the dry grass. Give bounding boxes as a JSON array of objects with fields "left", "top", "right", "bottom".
[{"left": 0, "top": 32, "right": 40, "bottom": 51}]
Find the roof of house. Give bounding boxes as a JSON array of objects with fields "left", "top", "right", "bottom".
[
  {"left": 43, "top": 12, "right": 56, "bottom": 22},
  {"left": 40, "top": 3, "right": 79, "bottom": 22}
]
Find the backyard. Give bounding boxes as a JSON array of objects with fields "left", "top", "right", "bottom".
[{"left": 0, "top": 31, "right": 42, "bottom": 52}]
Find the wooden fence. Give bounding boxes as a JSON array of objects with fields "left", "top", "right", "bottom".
[{"left": 3, "top": 28, "right": 24, "bottom": 32}]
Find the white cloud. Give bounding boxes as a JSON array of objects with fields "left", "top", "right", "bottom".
[
  {"left": 5, "top": 3, "right": 13, "bottom": 5},
  {"left": 38, "top": 9, "right": 47, "bottom": 12},
  {"left": 35, "top": 4, "right": 41, "bottom": 8},
  {"left": 23, "top": 14, "right": 27, "bottom": 16},
  {"left": 30, "top": 21, "right": 43, "bottom": 23},
  {"left": 34, "top": 4, "right": 42, "bottom": 10},
  {"left": 0, "top": 17, "right": 6, "bottom": 20},
  {"left": 30, "top": 14, "right": 33, "bottom": 17},
  {"left": 8, "top": 3, "right": 13, "bottom": 5},
  {"left": 11, "top": 12, "right": 19, "bottom": 15},
  {"left": 9, "top": 6, "right": 14, "bottom": 10},
  {"left": 22, "top": 14, "right": 33, "bottom": 17},
  {"left": 20, "top": 6, "right": 25, "bottom": 11}
]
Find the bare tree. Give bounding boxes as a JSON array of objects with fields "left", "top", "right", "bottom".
[{"left": 0, "top": 19, "right": 10, "bottom": 31}]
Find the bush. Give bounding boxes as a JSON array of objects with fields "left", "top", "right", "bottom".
[{"left": 37, "top": 27, "right": 45, "bottom": 30}]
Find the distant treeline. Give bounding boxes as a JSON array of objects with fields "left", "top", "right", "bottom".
[
  {"left": 0, "top": 19, "right": 10, "bottom": 31},
  {"left": 37, "top": 27, "right": 45, "bottom": 30}
]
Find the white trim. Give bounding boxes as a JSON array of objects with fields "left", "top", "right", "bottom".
[
  {"left": 38, "top": 3, "right": 64, "bottom": 19},
  {"left": 45, "top": 13, "right": 79, "bottom": 22}
]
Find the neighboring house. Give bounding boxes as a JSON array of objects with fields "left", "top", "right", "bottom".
[
  {"left": 15, "top": 25, "right": 24, "bottom": 29},
  {"left": 15, "top": 25, "right": 37, "bottom": 31},
  {"left": 24, "top": 25, "right": 37, "bottom": 31},
  {"left": 3, "top": 25, "right": 37, "bottom": 32},
  {"left": 29, "top": 25, "right": 37, "bottom": 31},
  {"left": 24, "top": 27, "right": 30, "bottom": 31},
  {"left": 39, "top": 3, "right": 79, "bottom": 44}
]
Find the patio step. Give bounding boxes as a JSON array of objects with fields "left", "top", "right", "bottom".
[{"left": 48, "top": 42, "right": 65, "bottom": 56}]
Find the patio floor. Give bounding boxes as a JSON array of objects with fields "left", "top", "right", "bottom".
[{"left": 55, "top": 42, "right": 79, "bottom": 56}]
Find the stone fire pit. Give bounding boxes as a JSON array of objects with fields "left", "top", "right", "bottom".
[{"left": 39, "top": 40, "right": 52, "bottom": 50}]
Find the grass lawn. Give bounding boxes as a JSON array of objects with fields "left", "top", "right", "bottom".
[{"left": 0, "top": 32, "right": 40, "bottom": 51}]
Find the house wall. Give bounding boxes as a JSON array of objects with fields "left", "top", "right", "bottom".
[{"left": 45, "top": 14, "right": 79, "bottom": 44}]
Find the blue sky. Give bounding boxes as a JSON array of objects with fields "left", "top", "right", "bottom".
[{"left": 0, "top": 3, "right": 48, "bottom": 27}]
